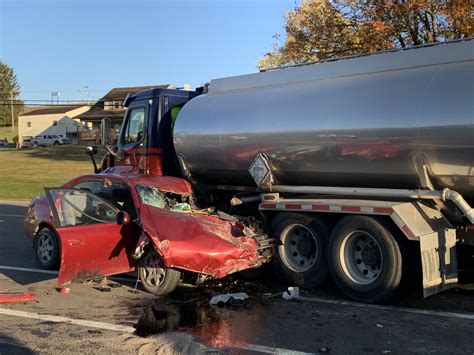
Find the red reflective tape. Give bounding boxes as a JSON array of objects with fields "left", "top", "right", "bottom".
[
  {"left": 401, "top": 224, "right": 416, "bottom": 239},
  {"left": 286, "top": 204, "right": 301, "bottom": 209},
  {"left": 260, "top": 203, "right": 276, "bottom": 209},
  {"left": 341, "top": 206, "right": 361, "bottom": 212},
  {"left": 374, "top": 207, "right": 393, "bottom": 214},
  {"left": 312, "top": 205, "right": 330, "bottom": 211},
  {"left": 466, "top": 225, "right": 474, "bottom": 230},
  {"left": 0, "top": 293, "right": 35, "bottom": 303}
]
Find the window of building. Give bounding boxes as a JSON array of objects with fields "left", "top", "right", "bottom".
[
  {"left": 27, "top": 122, "right": 31, "bottom": 128},
  {"left": 53, "top": 120, "right": 58, "bottom": 126}
]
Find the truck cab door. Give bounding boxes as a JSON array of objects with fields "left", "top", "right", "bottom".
[
  {"left": 116, "top": 104, "right": 149, "bottom": 174},
  {"left": 45, "top": 188, "right": 137, "bottom": 286}
]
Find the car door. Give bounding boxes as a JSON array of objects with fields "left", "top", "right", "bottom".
[{"left": 45, "top": 188, "right": 137, "bottom": 286}]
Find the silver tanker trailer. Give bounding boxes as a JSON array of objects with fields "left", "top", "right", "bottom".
[
  {"left": 174, "top": 38, "right": 473, "bottom": 302},
  {"left": 96, "top": 38, "right": 473, "bottom": 303}
]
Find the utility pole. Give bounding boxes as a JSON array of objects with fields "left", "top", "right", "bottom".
[{"left": 10, "top": 91, "right": 14, "bottom": 133}]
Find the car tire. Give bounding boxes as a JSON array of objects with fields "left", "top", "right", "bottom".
[
  {"left": 328, "top": 216, "right": 403, "bottom": 303},
  {"left": 272, "top": 213, "right": 329, "bottom": 288},
  {"left": 138, "top": 248, "right": 181, "bottom": 295},
  {"left": 33, "top": 227, "right": 60, "bottom": 270},
  {"left": 53, "top": 141, "right": 59, "bottom": 146}
]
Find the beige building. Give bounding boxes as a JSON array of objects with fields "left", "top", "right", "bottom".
[{"left": 18, "top": 106, "right": 91, "bottom": 145}]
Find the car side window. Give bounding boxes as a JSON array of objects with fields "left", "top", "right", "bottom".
[
  {"left": 121, "top": 107, "right": 145, "bottom": 145},
  {"left": 73, "top": 180, "right": 104, "bottom": 194},
  {"left": 48, "top": 189, "right": 118, "bottom": 227},
  {"left": 74, "top": 180, "right": 136, "bottom": 219}
]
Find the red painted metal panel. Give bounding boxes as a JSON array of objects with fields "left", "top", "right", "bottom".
[
  {"left": 0, "top": 293, "right": 35, "bottom": 303},
  {"left": 56, "top": 223, "right": 138, "bottom": 286},
  {"left": 140, "top": 205, "right": 260, "bottom": 278}
]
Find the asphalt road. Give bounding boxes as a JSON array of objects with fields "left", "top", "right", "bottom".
[{"left": 0, "top": 201, "right": 473, "bottom": 354}]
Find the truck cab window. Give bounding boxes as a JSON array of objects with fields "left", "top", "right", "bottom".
[{"left": 122, "top": 108, "right": 145, "bottom": 145}]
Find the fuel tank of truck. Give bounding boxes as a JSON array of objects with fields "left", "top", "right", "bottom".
[{"left": 173, "top": 39, "right": 474, "bottom": 200}]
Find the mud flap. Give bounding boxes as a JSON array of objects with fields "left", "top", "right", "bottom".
[{"left": 420, "top": 229, "right": 458, "bottom": 298}]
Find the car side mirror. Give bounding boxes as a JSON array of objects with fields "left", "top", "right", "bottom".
[
  {"left": 85, "top": 145, "right": 98, "bottom": 156},
  {"left": 116, "top": 211, "right": 131, "bottom": 225}
]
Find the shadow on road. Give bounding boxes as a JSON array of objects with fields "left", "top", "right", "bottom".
[{"left": 0, "top": 333, "right": 34, "bottom": 354}]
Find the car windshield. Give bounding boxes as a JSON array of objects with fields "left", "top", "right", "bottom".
[{"left": 136, "top": 185, "right": 191, "bottom": 211}]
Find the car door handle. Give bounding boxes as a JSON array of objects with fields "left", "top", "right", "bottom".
[{"left": 68, "top": 239, "right": 85, "bottom": 246}]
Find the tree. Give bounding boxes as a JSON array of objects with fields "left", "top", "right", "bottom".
[
  {"left": 0, "top": 61, "right": 23, "bottom": 128},
  {"left": 258, "top": 0, "right": 473, "bottom": 69}
]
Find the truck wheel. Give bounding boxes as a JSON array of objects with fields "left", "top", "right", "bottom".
[
  {"left": 138, "top": 248, "right": 181, "bottom": 295},
  {"left": 328, "top": 216, "right": 402, "bottom": 303},
  {"left": 33, "top": 227, "right": 60, "bottom": 270},
  {"left": 272, "top": 213, "right": 329, "bottom": 288}
]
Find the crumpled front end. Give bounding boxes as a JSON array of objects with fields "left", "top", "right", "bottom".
[{"left": 140, "top": 205, "right": 261, "bottom": 278}]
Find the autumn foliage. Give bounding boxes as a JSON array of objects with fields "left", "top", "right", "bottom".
[{"left": 258, "top": 0, "right": 473, "bottom": 69}]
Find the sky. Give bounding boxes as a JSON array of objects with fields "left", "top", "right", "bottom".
[{"left": 0, "top": 0, "right": 294, "bottom": 102}]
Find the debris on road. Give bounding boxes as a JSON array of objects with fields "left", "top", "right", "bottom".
[
  {"left": 209, "top": 292, "right": 249, "bottom": 307},
  {"left": 282, "top": 287, "right": 300, "bottom": 300},
  {"left": 0, "top": 293, "right": 35, "bottom": 303},
  {"left": 56, "top": 287, "right": 70, "bottom": 294}
]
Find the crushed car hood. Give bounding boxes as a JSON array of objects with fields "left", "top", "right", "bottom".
[{"left": 140, "top": 205, "right": 260, "bottom": 278}]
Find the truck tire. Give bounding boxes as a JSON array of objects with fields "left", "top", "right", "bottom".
[
  {"left": 272, "top": 213, "right": 329, "bottom": 288},
  {"left": 328, "top": 216, "right": 403, "bottom": 303},
  {"left": 138, "top": 248, "right": 181, "bottom": 295},
  {"left": 33, "top": 227, "right": 60, "bottom": 270}
]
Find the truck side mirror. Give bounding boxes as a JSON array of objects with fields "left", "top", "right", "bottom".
[
  {"left": 101, "top": 118, "right": 112, "bottom": 146},
  {"left": 85, "top": 145, "right": 98, "bottom": 156},
  {"left": 116, "top": 211, "right": 131, "bottom": 225}
]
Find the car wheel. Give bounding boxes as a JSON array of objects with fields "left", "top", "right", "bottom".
[
  {"left": 53, "top": 141, "right": 59, "bottom": 146},
  {"left": 33, "top": 227, "right": 60, "bottom": 270},
  {"left": 138, "top": 248, "right": 181, "bottom": 295},
  {"left": 272, "top": 213, "right": 329, "bottom": 288},
  {"left": 328, "top": 216, "right": 403, "bottom": 303}
]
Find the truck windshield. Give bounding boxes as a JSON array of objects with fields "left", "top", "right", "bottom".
[{"left": 136, "top": 185, "right": 191, "bottom": 211}]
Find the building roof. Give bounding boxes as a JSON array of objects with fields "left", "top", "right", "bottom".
[
  {"left": 19, "top": 105, "right": 90, "bottom": 117},
  {"left": 100, "top": 85, "right": 174, "bottom": 101},
  {"left": 78, "top": 107, "right": 125, "bottom": 121},
  {"left": 78, "top": 84, "right": 174, "bottom": 122}
]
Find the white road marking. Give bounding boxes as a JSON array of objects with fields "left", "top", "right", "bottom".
[
  {"left": 0, "top": 219, "right": 4, "bottom": 223},
  {"left": 300, "top": 296, "right": 474, "bottom": 321},
  {"left": 0, "top": 213, "right": 24, "bottom": 218},
  {"left": 227, "top": 343, "right": 314, "bottom": 354},
  {"left": 0, "top": 307, "right": 135, "bottom": 333}
]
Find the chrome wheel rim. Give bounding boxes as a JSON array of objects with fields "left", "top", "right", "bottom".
[
  {"left": 279, "top": 224, "right": 318, "bottom": 272},
  {"left": 37, "top": 232, "right": 55, "bottom": 264},
  {"left": 141, "top": 251, "right": 166, "bottom": 287},
  {"left": 339, "top": 231, "right": 383, "bottom": 285}
]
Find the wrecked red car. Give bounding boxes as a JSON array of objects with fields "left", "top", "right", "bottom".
[{"left": 24, "top": 173, "right": 269, "bottom": 294}]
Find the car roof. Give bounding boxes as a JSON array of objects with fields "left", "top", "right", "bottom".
[{"left": 67, "top": 173, "right": 192, "bottom": 195}]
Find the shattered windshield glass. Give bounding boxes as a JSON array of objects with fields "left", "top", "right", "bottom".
[{"left": 136, "top": 185, "right": 191, "bottom": 211}]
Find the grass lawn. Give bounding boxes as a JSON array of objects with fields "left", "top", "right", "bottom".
[
  {"left": 0, "top": 126, "right": 17, "bottom": 142},
  {"left": 0, "top": 145, "right": 105, "bottom": 200}
]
